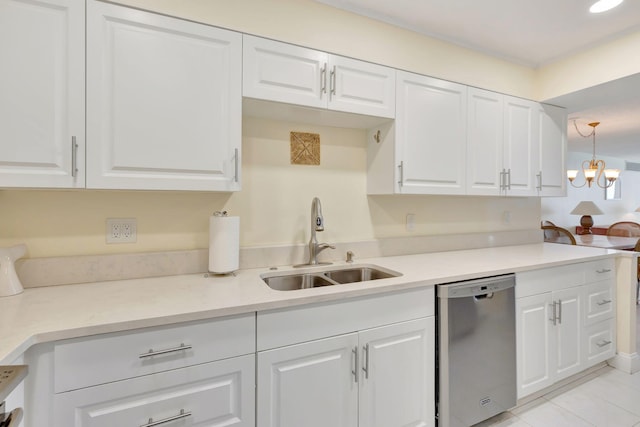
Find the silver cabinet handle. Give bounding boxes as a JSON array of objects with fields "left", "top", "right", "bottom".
[
  {"left": 71, "top": 136, "right": 78, "bottom": 178},
  {"left": 596, "top": 268, "right": 612, "bottom": 274},
  {"left": 140, "top": 409, "right": 191, "bottom": 427},
  {"left": 362, "top": 343, "right": 370, "bottom": 379},
  {"left": 549, "top": 301, "right": 557, "bottom": 326},
  {"left": 507, "top": 168, "right": 512, "bottom": 190},
  {"left": 536, "top": 171, "right": 542, "bottom": 191},
  {"left": 597, "top": 299, "right": 612, "bottom": 306},
  {"left": 397, "top": 161, "right": 404, "bottom": 186},
  {"left": 351, "top": 346, "right": 359, "bottom": 383},
  {"left": 139, "top": 343, "right": 192, "bottom": 359},
  {"left": 320, "top": 63, "right": 327, "bottom": 98},
  {"left": 330, "top": 65, "right": 336, "bottom": 97},
  {"left": 2, "top": 408, "right": 23, "bottom": 427},
  {"left": 596, "top": 340, "right": 612, "bottom": 348},
  {"left": 233, "top": 148, "right": 239, "bottom": 183},
  {"left": 557, "top": 299, "right": 562, "bottom": 324}
]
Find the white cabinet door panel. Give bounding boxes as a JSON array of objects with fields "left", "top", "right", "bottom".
[
  {"left": 243, "top": 35, "right": 327, "bottom": 109},
  {"left": 516, "top": 293, "right": 554, "bottom": 398},
  {"left": 329, "top": 56, "right": 395, "bottom": 118},
  {"left": 257, "top": 334, "right": 358, "bottom": 427},
  {"left": 554, "top": 287, "right": 582, "bottom": 380},
  {"left": 584, "top": 319, "right": 615, "bottom": 365},
  {"left": 54, "top": 354, "right": 255, "bottom": 427},
  {"left": 396, "top": 71, "right": 467, "bottom": 194},
  {"left": 0, "top": 0, "right": 84, "bottom": 188},
  {"left": 466, "top": 88, "right": 503, "bottom": 195},
  {"left": 504, "top": 96, "right": 538, "bottom": 196},
  {"left": 537, "top": 103, "right": 567, "bottom": 196},
  {"left": 87, "top": 1, "right": 241, "bottom": 190},
  {"left": 359, "top": 317, "right": 434, "bottom": 427}
]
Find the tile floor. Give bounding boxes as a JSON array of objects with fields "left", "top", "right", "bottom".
[{"left": 478, "top": 305, "right": 640, "bottom": 427}]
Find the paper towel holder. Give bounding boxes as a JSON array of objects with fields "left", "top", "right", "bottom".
[{"left": 0, "top": 244, "right": 27, "bottom": 297}]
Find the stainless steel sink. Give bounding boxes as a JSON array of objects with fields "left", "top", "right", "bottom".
[
  {"left": 323, "top": 267, "right": 396, "bottom": 284},
  {"left": 261, "top": 264, "right": 401, "bottom": 291},
  {"left": 262, "top": 273, "right": 335, "bottom": 291}
]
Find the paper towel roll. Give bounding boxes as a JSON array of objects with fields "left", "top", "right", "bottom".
[{"left": 209, "top": 215, "right": 240, "bottom": 274}]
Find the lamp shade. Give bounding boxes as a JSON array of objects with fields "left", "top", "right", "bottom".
[
  {"left": 570, "top": 201, "right": 604, "bottom": 216},
  {"left": 635, "top": 206, "right": 640, "bottom": 213}
]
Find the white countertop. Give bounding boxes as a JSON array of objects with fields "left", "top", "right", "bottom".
[{"left": 0, "top": 243, "right": 621, "bottom": 364}]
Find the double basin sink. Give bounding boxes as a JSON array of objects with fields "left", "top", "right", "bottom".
[{"left": 261, "top": 264, "right": 401, "bottom": 291}]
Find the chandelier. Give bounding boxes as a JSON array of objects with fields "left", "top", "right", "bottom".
[{"left": 566, "top": 121, "right": 620, "bottom": 189}]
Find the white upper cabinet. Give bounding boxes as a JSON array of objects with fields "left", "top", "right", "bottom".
[
  {"left": 243, "top": 35, "right": 395, "bottom": 119},
  {"left": 86, "top": 1, "right": 242, "bottom": 191},
  {"left": 0, "top": 0, "right": 85, "bottom": 188},
  {"left": 537, "top": 103, "right": 567, "bottom": 196},
  {"left": 503, "top": 96, "right": 539, "bottom": 196},
  {"left": 368, "top": 71, "right": 466, "bottom": 195},
  {"left": 466, "top": 88, "right": 504, "bottom": 195}
]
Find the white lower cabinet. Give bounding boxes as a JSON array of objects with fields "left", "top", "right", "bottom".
[
  {"left": 516, "top": 259, "right": 615, "bottom": 399},
  {"left": 24, "top": 313, "right": 256, "bottom": 427},
  {"left": 54, "top": 354, "right": 255, "bottom": 427},
  {"left": 256, "top": 286, "right": 435, "bottom": 427},
  {"left": 257, "top": 317, "right": 434, "bottom": 427}
]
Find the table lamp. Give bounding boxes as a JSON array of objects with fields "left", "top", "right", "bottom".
[{"left": 570, "top": 201, "right": 604, "bottom": 235}]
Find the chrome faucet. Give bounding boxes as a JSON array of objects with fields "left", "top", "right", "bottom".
[{"left": 296, "top": 197, "right": 335, "bottom": 267}]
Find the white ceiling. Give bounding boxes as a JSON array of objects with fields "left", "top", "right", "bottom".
[{"left": 314, "top": 0, "right": 640, "bottom": 161}]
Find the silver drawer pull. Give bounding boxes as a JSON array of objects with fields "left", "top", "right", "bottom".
[
  {"left": 597, "top": 299, "right": 612, "bottom": 306},
  {"left": 596, "top": 268, "right": 612, "bottom": 273},
  {"left": 140, "top": 409, "right": 191, "bottom": 427},
  {"left": 596, "top": 340, "right": 612, "bottom": 348},
  {"left": 139, "top": 343, "right": 192, "bottom": 359}
]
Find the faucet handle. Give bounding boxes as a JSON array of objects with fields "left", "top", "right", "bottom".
[{"left": 318, "top": 243, "right": 336, "bottom": 250}]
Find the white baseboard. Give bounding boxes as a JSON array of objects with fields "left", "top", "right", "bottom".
[{"left": 608, "top": 352, "right": 640, "bottom": 374}]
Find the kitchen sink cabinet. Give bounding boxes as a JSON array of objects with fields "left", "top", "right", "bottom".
[
  {"left": 243, "top": 35, "right": 396, "bottom": 119},
  {"left": 256, "top": 286, "right": 435, "bottom": 427},
  {"left": 86, "top": 1, "right": 242, "bottom": 191},
  {"left": 515, "top": 259, "right": 615, "bottom": 398},
  {"left": 0, "top": 0, "right": 85, "bottom": 188},
  {"left": 257, "top": 318, "right": 434, "bottom": 427}
]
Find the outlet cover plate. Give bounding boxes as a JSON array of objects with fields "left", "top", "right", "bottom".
[{"left": 106, "top": 218, "right": 137, "bottom": 244}]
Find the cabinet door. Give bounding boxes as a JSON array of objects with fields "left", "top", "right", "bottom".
[
  {"left": 359, "top": 317, "right": 435, "bottom": 427},
  {"left": 257, "top": 334, "right": 358, "bottom": 427},
  {"left": 243, "top": 35, "right": 327, "bottom": 109},
  {"left": 54, "top": 354, "right": 255, "bottom": 427},
  {"left": 0, "top": 0, "right": 84, "bottom": 188},
  {"left": 86, "top": 1, "right": 241, "bottom": 191},
  {"left": 328, "top": 55, "right": 395, "bottom": 118},
  {"left": 396, "top": 71, "right": 467, "bottom": 195},
  {"left": 466, "top": 88, "right": 503, "bottom": 195},
  {"left": 503, "top": 96, "right": 538, "bottom": 196},
  {"left": 537, "top": 103, "right": 567, "bottom": 196},
  {"left": 553, "top": 287, "right": 582, "bottom": 380},
  {"left": 516, "top": 293, "right": 554, "bottom": 398}
]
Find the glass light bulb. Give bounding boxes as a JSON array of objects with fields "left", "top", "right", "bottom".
[
  {"left": 567, "top": 170, "right": 578, "bottom": 180},
  {"left": 604, "top": 169, "right": 620, "bottom": 179},
  {"left": 590, "top": 0, "right": 624, "bottom": 13}
]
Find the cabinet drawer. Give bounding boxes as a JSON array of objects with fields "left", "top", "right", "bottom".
[
  {"left": 54, "top": 313, "right": 255, "bottom": 393},
  {"left": 516, "top": 262, "right": 585, "bottom": 298},
  {"left": 54, "top": 353, "right": 255, "bottom": 427},
  {"left": 583, "top": 320, "right": 615, "bottom": 365},
  {"left": 584, "top": 258, "right": 615, "bottom": 283},
  {"left": 584, "top": 280, "right": 615, "bottom": 326}
]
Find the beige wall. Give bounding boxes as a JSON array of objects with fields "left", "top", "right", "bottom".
[{"left": 0, "top": 117, "right": 540, "bottom": 258}]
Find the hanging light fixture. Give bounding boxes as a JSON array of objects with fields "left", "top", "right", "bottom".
[{"left": 567, "top": 121, "right": 620, "bottom": 189}]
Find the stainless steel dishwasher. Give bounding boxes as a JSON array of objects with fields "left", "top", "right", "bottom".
[{"left": 437, "top": 274, "right": 516, "bottom": 427}]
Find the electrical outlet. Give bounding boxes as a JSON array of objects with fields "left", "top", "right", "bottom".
[
  {"left": 406, "top": 213, "right": 416, "bottom": 232},
  {"left": 106, "top": 218, "right": 137, "bottom": 244}
]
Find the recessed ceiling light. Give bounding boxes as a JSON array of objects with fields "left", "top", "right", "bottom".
[{"left": 590, "top": 0, "right": 624, "bottom": 13}]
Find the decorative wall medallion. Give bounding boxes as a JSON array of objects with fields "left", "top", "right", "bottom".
[{"left": 290, "top": 131, "right": 320, "bottom": 165}]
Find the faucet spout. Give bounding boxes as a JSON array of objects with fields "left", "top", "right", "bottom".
[{"left": 295, "top": 197, "right": 334, "bottom": 267}]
